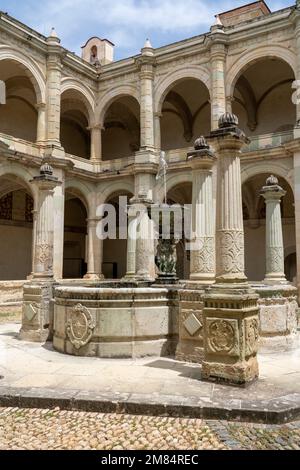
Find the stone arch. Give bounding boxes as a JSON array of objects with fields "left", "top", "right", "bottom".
[
  {"left": 242, "top": 170, "right": 295, "bottom": 283},
  {"left": 97, "top": 85, "right": 140, "bottom": 126},
  {"left": 0, "top": 164, "right": 36, "bottom": 280},
  {"left": 226, "top": 45, "right": 296, "bottom": 98},
  {"left": 100, "top": 179, "right": 134, "bottom": 205},
  {"left": 61, "top": 78, "right": 95, "bottom": 124},
  {"left": 241, "top": 161, "right": 293, "bottom": 192},
  {"left": 154, "top": 66, "right": 211, "bottom": 114},
  {"left": 64, "top": 179, "right": 92, "bottom": 214},
  {"left": 155, "top": 171, "right": 192, "bottom": 204},
  {"left": 0, "top": 163, "right": 38, "bottom": 203},
  {"left": 0, "top": 45, "right": 46, "bottom": 103}
]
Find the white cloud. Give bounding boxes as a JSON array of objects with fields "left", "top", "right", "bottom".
[{"left": 14, "top": 0, "right": 295, "bottom": 58}]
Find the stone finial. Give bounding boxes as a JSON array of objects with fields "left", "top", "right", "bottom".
[
  {"left": 266, "top": 175, "right": 279, "bottom": 186},
  {"left": 213, "top": 15, "right": 223, "bottom": 27},
  {"left": 194, "top": 136, "right": 209, "bottom": 150},
  {"left": 141, "top": 38, "right": 154, "bottom": 56},
  {"left": 40, "top": 161, "right": 53, "bottom": 176},
  {"left": 218, "top": 112, "right": 239, "bottom": 129},
  {"left": 49, "top": 27, "right": 58, "bottom": 38},
  {"left": 144, "top": 38, "right": 152, "bottom": 49},
  {"left": 47, "top": 27, "right": 60, "bottom": 44},
  {"left": 211, "top": 14, "right": 224, "bottom": 33}
]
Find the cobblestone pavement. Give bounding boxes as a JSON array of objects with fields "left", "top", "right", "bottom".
[{"left": 0, "top": 407, "right": 300, "bottom": 450}]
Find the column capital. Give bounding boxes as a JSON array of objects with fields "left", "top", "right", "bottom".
[
  {"left": 187, "top": 136, "right": 216, "bottom": 169},
  {"left": 260, "top": 175, "right": 286, "bottom": 200},
  {"left": 35, "top": 102, "right": 46, "bottom": 111},
  {"left": 87, "top": 124, "right": 104, "bottom": 132},
  {"left": 210, "top": 41, "right": 227, "bottom": 61},
  {"left": 30, "top": 162, "right": 61, "bottom": 190},
  {"left": 209, "top": 112, "right": 250, "bottom": 151}
]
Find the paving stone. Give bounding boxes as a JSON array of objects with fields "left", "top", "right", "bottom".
[{"left": 0, "top": 407, "right": 300, "bottom": 450}]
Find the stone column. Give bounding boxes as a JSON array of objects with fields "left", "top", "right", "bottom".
[
  {"left": 137, "top": 40, "right": 155, "bottom": 150},
  {"left": 31, "top": 163, "right": 60, "bottom": 278},
  {"left": 36, "top": 103, "right": 47, "bottom": 144},
  {"left": 20, "top": 162, "right": 61, "bottom": 342},
  {"left": 53, "top": 174, "right": 65, "bottom": 280},
  {"left": 202, "top": 113, "right": 259, "bottom": 385},
  {"left": 123, "top": 204, "right": 137, "bottom": 279},
  {"left": 293, "top": 5, "right": 300, "bottom": 290},
  {"left": 210, "top": 21, "right": 227, "bottom": 131},
  {"left": 46, "top": 30, "right": 62, "bottom": 147},
  {"left": 260, "top": 175, "right": 287, "bottom": 283},
  {"left": 154, "top": 112, "right": 162, "bottom": 152},
  {"left": 84, "top": 218, "right": 104, "bottom": 280},
  {"left": 294, "top": 150, "right": 300, "bottom": 292},
  {"left": 130, "top": 196, "right": 156, "bottom": 282},
  {"left": 294, "top": 5, "right": 300, "bottom": 129},
  {"left": 187, "top": 137, "right": 216, "bottom": 283},
  {"left": 30, "top": 209, "right": 38, "bottom": 277},
  {"left": 90, "top": 125, "right": 103, "bottom": 162}
]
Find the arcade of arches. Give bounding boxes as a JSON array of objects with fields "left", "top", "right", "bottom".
[{"left": 0, "top": 3, "right": 300, "bottom": 294}]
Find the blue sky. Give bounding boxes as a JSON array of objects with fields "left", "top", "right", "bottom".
[{"left": 0, "top": 0, "right": 294, "bottom": 60}]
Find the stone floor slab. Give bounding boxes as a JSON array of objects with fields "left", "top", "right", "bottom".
[{"left": 1, "top": 323, "right": 300, "bottom": 423}]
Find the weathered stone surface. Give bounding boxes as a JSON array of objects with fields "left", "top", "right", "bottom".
[{"left": 53, "top": 286, "right": 179, "bottom": 358}]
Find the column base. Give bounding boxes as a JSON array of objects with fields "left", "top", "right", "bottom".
[
  {"left": 20, "top": 280, "right": 54, "bottom": 343},
  {"left": 254, "top": 282, "right": 299, "bottom": 353},
  {"left": 19, "top": 327, "right": 49, "bottom": 343},
  {"left": 264, "top": 274, "right": 287, "bottom": 284},
  {"left": 188, "top": 274, "right": 215, "bottom": 284},
  {"left": 202, "top": 282, "right": 259, "bottom": 386},
  {"left": 83, "top": 273, "right": 104, "bottom": 281},
  {"left": 202, "top": 356, "right": 259, "bottom": 386}
]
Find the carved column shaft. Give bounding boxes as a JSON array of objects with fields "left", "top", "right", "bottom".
[
  {"left": 202, "top": 113, "right": 259, "bottom": 386},
  {"left": 124, "top": 207, "right": 137, "bottom": 278},
  {"left": 154, "top": 112, "right": 162, "bottom": 151},
  {"left": 140, "top": 67, "right": 155, "bottom": 149},
  {"left": 36, "top": 103, "right": 47, "bottom": 144},
  {"left": 84, "top": 218, "right": 103, "bottom": 280},
  {"left": 90, "top": 125, "right": 102, "bottom": 162},
  {"left": 46, "top": 34, "right": 62, "bottom": 146},
  {"left": 215, "top": 144, "right": 246, "bottom": 282},
  {"left": 210, "top": 43, "right": 227, "bottom": 131},
  {"left": 129, "top": 200, "right": 156, "bottom": 281},
  {"left": 31, "top": 164, "right": 61, "bottom": 279},
  {"left": 261, "top": 178, "right": 286, "bottom": 282},
  {"left": 34, "top": 185, "right": 55, "bottom": 277},
  {"left": 295, "top": 18, "right": 300, "bottom": 123},
  {"left": 188, "top": 140, "right": 216, "bottom": 283}
]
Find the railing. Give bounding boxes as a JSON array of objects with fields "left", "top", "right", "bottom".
[
  {"left": 0, "top": 130, "right": 295, "bottom": 171},
  {"left": 164, "top": 131, "right": 295, "bottom": 163},
  {"left": 0, "top": 132, "right": 42, "bottom": 157},
  {"left": 241, "top": 130, "right": 294, "bottom": 153}
]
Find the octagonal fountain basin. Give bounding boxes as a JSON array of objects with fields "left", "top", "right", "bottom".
[{"left": 53, "top": 286, "right": 178, "bottom": 358}]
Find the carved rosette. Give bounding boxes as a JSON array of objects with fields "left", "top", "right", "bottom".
[
  {"left": 216, "top": 230, "right": 244, "bottom": 274},
  {"left": 66, "top": 304, "right": 95, "bottom": 350},
  {"left": 191, "top": 237, "right": 215, "bottom": 274},
  {"left": 245, "top": 317, "right": 259, "bottom": 356},
  {"left": 266, "top": 247, "right": 284, "bottom": 274},
  {"left": 35, "top": 243, "right": 53, "bottom": 269},
  {"left": 207, "top": 318, "right": 239, "bottom": 356}
]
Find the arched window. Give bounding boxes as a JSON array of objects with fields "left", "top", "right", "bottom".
[{"left": 90, "top": 46, "right": 98, "bottom": 64}]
